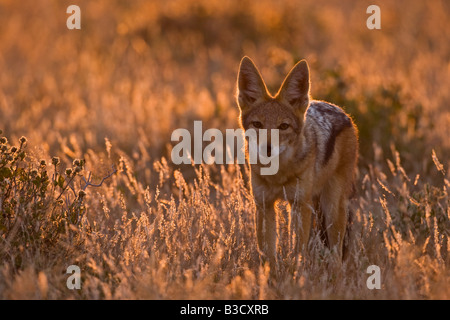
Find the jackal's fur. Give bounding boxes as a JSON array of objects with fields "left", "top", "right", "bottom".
[{"left": 236, "top": 56, "right": 358, "bottom": 270}]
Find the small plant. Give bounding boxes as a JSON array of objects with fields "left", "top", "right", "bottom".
[{"left": 0, "top": 132, "right": 115, "bottom": 261}]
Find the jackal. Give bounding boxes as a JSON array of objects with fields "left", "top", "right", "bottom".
[{"left": 236, "top": 56, "right": 358, "bottom": 270}]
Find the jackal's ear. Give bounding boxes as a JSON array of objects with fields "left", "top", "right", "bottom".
[
  {"left": 277, "top": 60, "right": 310, "bottom": 113},
  {"left": 237, "top": 56, "right": 269, "bottom": 111}
]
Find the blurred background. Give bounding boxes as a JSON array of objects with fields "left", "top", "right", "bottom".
[{"left": 0, "top": 0, "right": 449, "bottom": 181}]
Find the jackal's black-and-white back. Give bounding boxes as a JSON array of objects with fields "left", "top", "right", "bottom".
[{"left": 306, "top": 101, "right": 353, "bottom": 166}]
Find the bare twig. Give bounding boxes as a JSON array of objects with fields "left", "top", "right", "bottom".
[{"left": 81, "top": 165, "right": 117, "bottom": 190}]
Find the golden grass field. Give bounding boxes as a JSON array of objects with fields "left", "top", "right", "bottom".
[{"left": 0, "top": 0, "right": 449, "bottom": 299}]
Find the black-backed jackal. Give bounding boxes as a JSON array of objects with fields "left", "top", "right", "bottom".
[{"left": 236, "top": 56, "right": 358, "bottom": 271}]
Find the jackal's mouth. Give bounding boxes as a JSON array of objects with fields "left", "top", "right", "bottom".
[
  {"left": 259, "top": 144, "right": 286, "bottom": 159},
  {"left": 248, "top": 143, "right": 286, "bottom": 161}
]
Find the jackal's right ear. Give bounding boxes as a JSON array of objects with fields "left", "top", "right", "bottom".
[
  {"left": 236, "top": 56, "right": 269, "bottom": 111},
  {"left": 277, "top": 60, "right": 310, "bottom": 114}
]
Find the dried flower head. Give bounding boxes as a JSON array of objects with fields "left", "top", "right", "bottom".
[{"left": 52, "top": 157, "right": 60, "bottom": 166}]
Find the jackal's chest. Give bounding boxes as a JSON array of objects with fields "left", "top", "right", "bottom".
[{"left": 251, "top": 166, "right": 315, "bottom": 204}]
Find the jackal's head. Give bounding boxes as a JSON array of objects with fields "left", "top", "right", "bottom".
[{"left": 236, "top": 56, "right": 310, "bottom": 165}]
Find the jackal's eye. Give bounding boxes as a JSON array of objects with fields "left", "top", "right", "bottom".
[
  {"left": 252, "top": 121, "right": 263, "bottom": 129},
  {"left": 278, "top": 123, "right": 290, "bottom": 130}
]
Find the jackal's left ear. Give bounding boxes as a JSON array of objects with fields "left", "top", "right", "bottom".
[{"left": 277, "top": 60, "right": 310, "bottom": 113}]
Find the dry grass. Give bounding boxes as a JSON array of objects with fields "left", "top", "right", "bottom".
[{"left": 0, "top": 0, "right": 449, "bottom": 299}]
